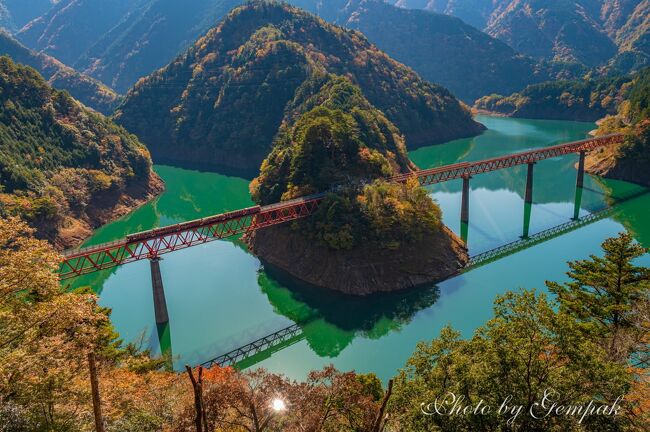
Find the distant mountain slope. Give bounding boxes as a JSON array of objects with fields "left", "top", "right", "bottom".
[
  {"left": 0, "top": 31, "right": 120, "bottom": 114},
  {"left": 75, "top": 0, "right": 242, "bottom": 93},
  {"left": 0, "top": 3, "right": 11, "bottom": 30},
  {"left": 390, "top": 0, "right": 649, "bottom": 70},
  {"left": 0, "top": 0, "right": 54, "bottom": 31},
  {"left": 114, "top": 2, "right": 483, "bottom": 175},
  {"left": 17, "top": 0, "right": 140, "bottom": 66},
  {"left": 14, "top": 0, "right": 575, "bottom": 101},
  {"left": 474, "top": 75, "right": 634, "bottom": 121},
  {"left": 0, "top": 56, "right": 162, "bottom": 248},
  {"left": 312, "top": 0, "right": 557, "bottom": 102},
  {"left": 16, "top": 0, "right": 243, "bottom": 93}
]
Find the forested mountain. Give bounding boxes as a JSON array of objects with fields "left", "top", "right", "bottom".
[
  {"left": 0, "top": 31, "right": 120, "bottom": 114},
  {"left": 474, "top": 74, "right": 635, "bottom": 121},
  {"left": 390, "top": 0, "right": 650, "bottom": 70},
  {"left": 586, "top": 67, "right": 650, "bottom": 185},
  {"left": 298, "top": 0, "right": 579, "bottom": 101},
  {"left": 114, "top": 2, "right": 483, "bottom": 176},
  {"left": 0, "top": 56, "right": 162, "bottom": 248}
]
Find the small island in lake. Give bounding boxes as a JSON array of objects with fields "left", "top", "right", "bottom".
[{"left": 246, "top": 75, "right": 469, "bottom": 295}]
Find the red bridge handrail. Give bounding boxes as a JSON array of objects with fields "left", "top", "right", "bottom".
[{"left": 58, "top": 133, "right": 623, "bottom": 279}]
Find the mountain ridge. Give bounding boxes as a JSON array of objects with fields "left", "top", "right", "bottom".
[{"left": 114, "top": 1, "right": 484, "bottom": 176}]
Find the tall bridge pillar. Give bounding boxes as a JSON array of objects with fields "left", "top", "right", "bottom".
[
  {"left": 150, "top": 257, "right": 169, "bottom": 325},
  {"left": 576, "top": 151, "right": 586, "bottom": 189},
  {"left": 461, "top": 175, "right": 471, "bottom": 225},
  {"left": 524, "top": 162, "right": 535, "bottom": 204}
]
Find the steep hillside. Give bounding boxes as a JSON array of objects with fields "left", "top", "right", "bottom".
[
  {"left": 474, "top": 75, "right": 635, "bottom": 121},
  {"left": 247, "top": 75, "right": 467, "bottom": 294},
  {"left": 13, "top": 0, "right": 579, "bottom": 102},
  {"left": 319, "top": 0, "right": 557, "bottom": 102},
  {"left": 389, "top": 0, "right": 649, "bottom": 70},
  {"left": 76, "top": 0, "right": 243, "bottom": 93},
  {"left": 0, "top": 0, "right": 54, "bottom": 31},
  {"left": 585, "top": 67, "right": 650, "bottom": 186},
  {"left": 0, "top": 31, "right": 120, "bottom": 114},
  {"left": 16, "top": 0, "right": 140, "bottom": 67},
  {"left": 0, "top": 57, "right": 162, "bottom": 248},
  {"left": 17, "top": 0, "right": 243, "bottom": 93},
  {"left": 115, "top": 2, "right": 483, "bottom": 176},
  {"left": 0, "top": 3, "right": 11, "bottom": 30}
]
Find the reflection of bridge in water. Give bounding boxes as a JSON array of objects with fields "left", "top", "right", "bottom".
[
  {"left": 201, "top": 322, "right": 306, "bottom": 368},
  {"left": 200, "top": 187, "right": 649, "bottom": 369}
]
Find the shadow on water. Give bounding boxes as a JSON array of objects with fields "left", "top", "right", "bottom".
[{"left": 257, "top": 265, "right": 440, "bottom": 357}]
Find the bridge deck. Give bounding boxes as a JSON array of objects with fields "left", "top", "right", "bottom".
[{"left": 58, "top": 134, "right": 623, "bottom": 279}]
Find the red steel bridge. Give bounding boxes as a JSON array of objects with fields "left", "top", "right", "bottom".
[{"left": 59, "top": 133, "right": 623, "bottom": 280}]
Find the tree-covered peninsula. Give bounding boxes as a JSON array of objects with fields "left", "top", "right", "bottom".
[
  {"left": 246, "top": 75, "right": 468, "bottom": 295},
  {"left": 474, "top": 74, "right": 635, "bottom": 121},
  {"left": 114, "top": 1, "right": 484, "bottom": 176},
  {"left": 0, "top": 56, "right": 162, "bottom": 249},
  {"left": 586, "top": 67, "right": 650, "bottom": 186}
]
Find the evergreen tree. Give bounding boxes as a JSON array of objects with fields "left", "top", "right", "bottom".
[{"left": 547, "top": 232, "right": 650, "bottom": 360}]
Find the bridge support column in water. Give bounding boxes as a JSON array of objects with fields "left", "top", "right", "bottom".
[
  {"left": 521, "top": 162, "right": 535, "bottom": 238},
  {"left": 576, "top": 151, "right": 586, "bottom": 189},
  {"left": 150, "top": 257, "right": 169, "bottom": 325},
  {"left": 525, "top": 162, "right": 535, "bottom": 204},
  {"left": 572, "top": 186, "right": 584, "bottom": 221},
  {"left": 460, "top": 175, "right": 471, "bottom": 243},
  {"left": 522, "top": 202, "right": 532, "bottom": 239}
]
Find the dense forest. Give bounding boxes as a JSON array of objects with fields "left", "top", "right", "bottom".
[
  {"left": 474, "top": 74, "right": 635, "bottom": 121},
  {"left": 115, "top": 1, "right": 483, "bottom": 176},
  {"left": 586, "top": 67, "right": 650, "bottom": 185},
  {"left": 0, "top": 56, "right": 161, "bottom": 248},
  {"left": 247, "top": 73, "right": 467, "bottom": 294},
  {"left": 1, "top": 216, "right": 647, "bottom": 430}
]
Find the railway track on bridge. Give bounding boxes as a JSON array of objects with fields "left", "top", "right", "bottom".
[{"left": 59, "top": 133, "right": 624, "bottom": 279}]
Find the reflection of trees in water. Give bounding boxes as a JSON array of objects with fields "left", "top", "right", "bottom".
[
  {"left": 257, "top": 268, "right": 440, "bottom": 357},
  {"left": 425, "top": 155, "right": 611, "bottom": 206},
  {"left": 593, "top": 177, "right": 650, "bottom": 247},
  {"left": 411, "top": 120, "right": 605, "bottom": 205}
]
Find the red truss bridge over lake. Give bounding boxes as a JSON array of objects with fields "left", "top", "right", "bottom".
[{"left": 59, "top": 133, "right": 623, "bottom": 283}]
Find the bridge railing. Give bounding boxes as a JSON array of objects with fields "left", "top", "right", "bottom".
[{"left": 58, "top": 134, "right": 623, "bottom": 279}]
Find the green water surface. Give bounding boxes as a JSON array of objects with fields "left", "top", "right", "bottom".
[{"left": 67, "top": 115, "right": 650, "bottom": 381}]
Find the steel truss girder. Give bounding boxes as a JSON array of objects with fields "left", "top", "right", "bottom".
[{"left": 58, "top": 134, "right": 622, "bottom": 279}]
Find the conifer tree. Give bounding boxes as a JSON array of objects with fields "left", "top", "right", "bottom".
[{"left": 547, "top": 232, "right": 650, "bottom": 360}]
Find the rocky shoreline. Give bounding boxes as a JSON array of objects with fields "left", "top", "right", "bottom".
[
  {"left": 54, "top": 173, "right": 164, "bottom": 250},
  {"left": 584, "top": 144, "right": 650, "bottom": 187},
  {"left": 246, "top": 224, "right": 468, "bottom": 296}
]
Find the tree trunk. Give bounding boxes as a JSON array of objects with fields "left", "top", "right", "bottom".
[
  {"left": 186, "top": 365, "right": 209, "bottom": 432},
  {"left": 371, "top": 379, "right": 393, "bottom": 432},
  {"left": 88, "top": 352, "right": 105, "bottom": 432}
]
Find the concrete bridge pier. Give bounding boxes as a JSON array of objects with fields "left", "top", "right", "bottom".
[
  {"left": 150, "top": 256, "right": 169, "bottom": 325},
  {"left": 576, "top": 151, "right": 586, "bottom": 189},
  {"left": 524, "top": 162, "right": 535, "bottom": 204},
  {"left": 461, "top": 175, "right": 471, "bottom": 225},
  {"left": 460, "top": 175, "right": 471, "bottom": 244},
  {"left": 522, "top": 202, "right": 532, "bottom": 239},
  {"left": 573, "top": 186, "right": 584, "bottom": 221}
]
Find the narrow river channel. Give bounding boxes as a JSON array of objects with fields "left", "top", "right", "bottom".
[{"left": 66, "top": 115, "right": 650, "bottom": 382}]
